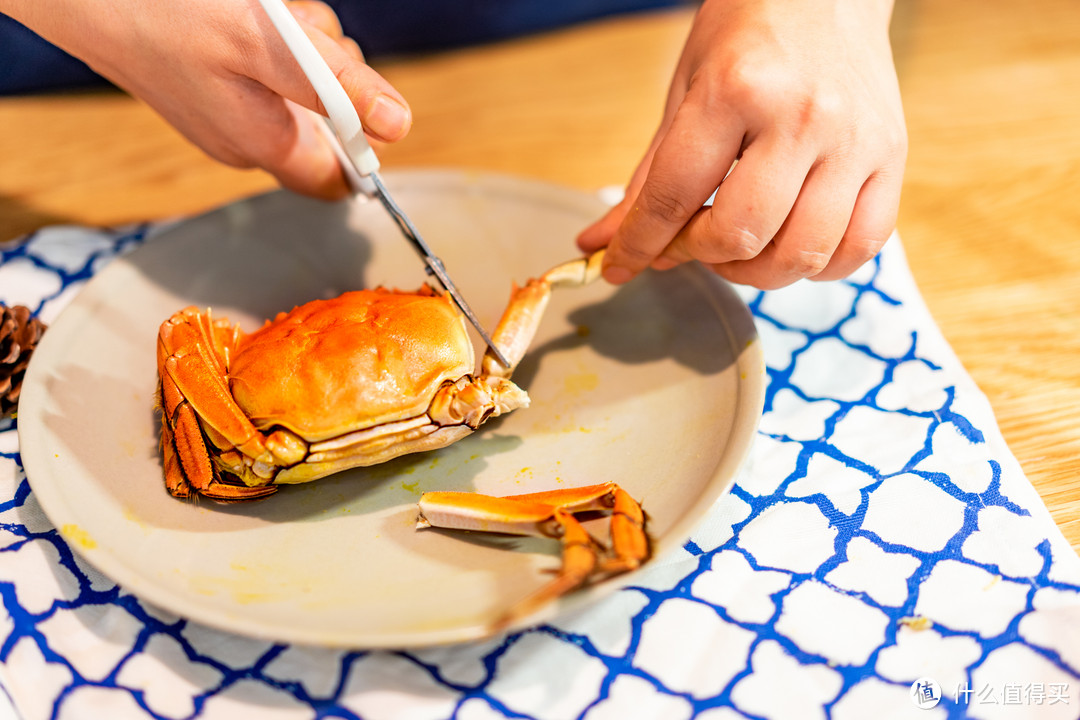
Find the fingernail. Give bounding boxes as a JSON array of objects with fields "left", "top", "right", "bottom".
[
  {"left": 602, "top": 265, "right": 634, "bottom": 285},
  {"left": 365, "top": 95, "right": 410, "bottom": 141}
]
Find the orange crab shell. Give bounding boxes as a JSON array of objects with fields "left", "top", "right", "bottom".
[
  {"left": 227, "top": 287, "right": 475, "bottom": 443},
  {"left": 157, "top": 249, "right": 605, "bottom": 500}
]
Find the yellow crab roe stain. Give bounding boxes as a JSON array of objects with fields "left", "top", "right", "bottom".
[
  {"left": 60, "top": 524, "right": 96, "bottom": 550},
  {"left": 400, "top": 479, "right": 420, "bottom": 494},
  {"left": 563, "top": 371, "right": 599, "bottom": 396},
  {"left": 899, "top": 615, "right": 932, "bottom": 631},
  {"left": 122, "top": 506, "right": 151, "bottom": 533}
]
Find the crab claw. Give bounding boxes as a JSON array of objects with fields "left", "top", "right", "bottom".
[{"left": 416, "top": 481, "right": 648, "bottom": 631}]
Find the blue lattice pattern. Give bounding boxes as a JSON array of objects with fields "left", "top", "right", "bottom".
[{"left": 1, "top": 225, "right": 1078, "bottom": 720}]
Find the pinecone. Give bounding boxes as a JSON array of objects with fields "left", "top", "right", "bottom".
[{"left": 0, "top": 304, "right": 47, "bottom": 418}]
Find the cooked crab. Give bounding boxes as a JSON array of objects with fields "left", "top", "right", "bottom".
[{"left": 156, "top": 250, "right": 610, "bottom": 501}]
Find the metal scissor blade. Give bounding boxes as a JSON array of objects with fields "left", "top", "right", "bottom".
[
  {"left": 368, "top": 173, "right": 511, "bottom": 369},
  {"left": 255, "top": 0, "right": 508, "bottom": 368}
]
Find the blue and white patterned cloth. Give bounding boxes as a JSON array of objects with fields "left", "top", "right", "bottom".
[{"left": 0, "top": 221, "right": 1078, "bottom": 720}]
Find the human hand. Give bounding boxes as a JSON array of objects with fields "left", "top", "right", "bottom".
[
  {"left": 577, "top": 0, "right": 907, "bottom": 289},
  {"left": 1, "top": 0, "right": 409, "bottom": 199}
]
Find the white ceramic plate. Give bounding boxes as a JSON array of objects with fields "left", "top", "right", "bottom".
[{"left": 18, "top": 170, "right": 764, "bottom": 648}]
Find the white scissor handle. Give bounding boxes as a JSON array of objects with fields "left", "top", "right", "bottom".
[{"left": 257, "top": 0, "right": 381, "bottom": 177}]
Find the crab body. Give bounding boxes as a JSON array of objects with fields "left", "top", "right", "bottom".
[{"left": 157, "top": 252, "right": 602, "bottom": 501}]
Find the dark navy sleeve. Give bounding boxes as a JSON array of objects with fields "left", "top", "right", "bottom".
[
  {"left": 326, "top": 0, "right": 687, "bottom": 57},
  {"left": 1, "top": 0, "right": 687, "bottom": 95},
  {"left": 0, "top": 14, "right": 108, "bottom": 94}
]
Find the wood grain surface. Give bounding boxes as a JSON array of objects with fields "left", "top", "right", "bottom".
[{"left": 1, "top": 1, "right": 1077, "bottom": 548}]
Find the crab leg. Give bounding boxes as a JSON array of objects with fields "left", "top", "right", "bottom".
[
  {"left": 159, "top": 412, "right": 193, "bottom": 500},
  {"left": 482, "top": 250, "right": 605, "bottom": 379},
  {"left": 157, "top": 308, "right": 281, "bottom": 500},
  {"left": 159, "top": 376, "right": 279, "bottom": 501},
  {"left": 416, "top": 482, "right": 647, "bottom": 564},
  {"left": 503, "top": 510, "right": 599, "bottom": 629},
  {"left": 162, "top": 353, "right": 270, "bottom": 463},
  {"left": 160, "top": 308, "right": 273, "bottom": 461},
  {"left": 600, "top": 485, "right": 649, "bottom": 574},
  {"left": 162, "top": 399, "right": 213, "bottom": 497},
  {"left": 160, "top": 373, "right": 279, "bottom": 501},
  {"left": 416, "top": 480, "right": 648, "bottom": 629},
  {"left": 418, "top": 482, "right": 618, "bottom": 532}
]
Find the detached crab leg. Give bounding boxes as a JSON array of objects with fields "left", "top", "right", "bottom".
[{"left": 417, "top": 480, "right": 648, "bottom": 629}]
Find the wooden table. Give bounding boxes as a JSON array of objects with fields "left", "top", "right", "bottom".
[{"left": 1, "top": 0, "right": 1077, "bottom": 549}]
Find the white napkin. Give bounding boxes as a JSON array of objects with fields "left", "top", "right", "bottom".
[{"left": 1, "top": 223, "right": 1078, "bottom": 720}]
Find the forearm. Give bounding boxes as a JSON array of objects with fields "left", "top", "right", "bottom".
[
  {"left": 1, "top": 0, "right": 243, "bottom": 98},
  {"left": 1, "top": 0, "right": 109, "bottom": 63},
  {"left": 1, "top": 0, "right": 410, "bottom": 199}
]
